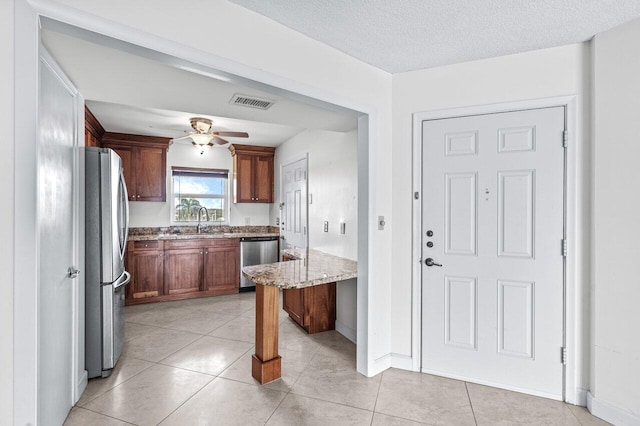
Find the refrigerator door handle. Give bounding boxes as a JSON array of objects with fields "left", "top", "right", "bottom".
[
  {"left": 113, "top": 271, "right": 131, "bottom": 289},
  {"left": 119, "top": 169, "right": 129, "bottom": 260}
]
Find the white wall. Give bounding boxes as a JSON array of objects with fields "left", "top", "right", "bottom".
[
  {"left": 52, "top": 0, "right": 394, "bottom": 374},
  {"left": 128, "top": 142, "right": 271, "bottom": 227},
  {"left": 591, "top": 18, "right": 640, "bottom": 422},
  {"left": 391, "top": 44, "right": 592, "bottom": 393},
  {"left": 272, "top": 129, "right": 359, "bottom": 340},
  {"left": 1, "top": 0, "right": 14, "bottom": 422}
]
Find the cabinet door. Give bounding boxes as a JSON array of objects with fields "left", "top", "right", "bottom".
[
  {"left": 128, "top": 250, "right": 164, "bottom": 300},
  {"left": 164, "top": 248, "right": 203, "bottom": 295},
  {"left": 109, "top": 146, "right": 135, "bottom": 201},
  {"left": 204, "top": 246, "right": 239, "bottom": 292},
  {"left": 283, "top": 288, "right": 305, "bottom": 327},
  {"left": 254, "top": 155, "right": 274, "bottom": 203},
  {"left": 235, "top": 154, "right": 254, "bottom": 203},
  {"left": 136, "top": 147, "right": 166, "bottom": 201}
]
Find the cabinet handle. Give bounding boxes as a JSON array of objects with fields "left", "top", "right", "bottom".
[
  {"left": 137, "top": 195, "right": 141, "bottom": 199},
  {"left": 159, "top": 253, "right": 163, "bottom": 257},
  {"left": 200, "top": 251, "right": 203, "bottom": 255}
]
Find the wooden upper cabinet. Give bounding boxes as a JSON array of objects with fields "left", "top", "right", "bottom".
[
  {"left": 229, "top": 144, "right": 276, "bottom": 203},
  {"left": 102, "top": 132, "right": 172, "bottom": 202},
  {"left": 136, "top": 147, "right": 166, "bottom": 201},
  {"left": 84, "top": 106, "right": 104, "bottom": 148}
]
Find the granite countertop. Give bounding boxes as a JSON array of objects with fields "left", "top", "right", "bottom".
[
  {"left": 242, "top": 249, "right": 357, "bottom": 289},
  {"left": 128, "top": 226, "right": 280, "bottom": 241}
]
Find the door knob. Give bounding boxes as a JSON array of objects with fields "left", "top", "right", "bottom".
[{"left": 425, "top": 258, "right": 442, "bottom": 267}]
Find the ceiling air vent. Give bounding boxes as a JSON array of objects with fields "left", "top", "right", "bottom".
[{"left": 229, "top": 93, "right": 275, "bottom": 110}]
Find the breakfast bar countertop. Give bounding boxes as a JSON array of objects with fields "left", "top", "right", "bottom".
[{"left": 241, "top": 249, "right": 357, "bottom": 289}]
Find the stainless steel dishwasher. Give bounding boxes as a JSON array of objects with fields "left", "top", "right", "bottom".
[{"left": 239, "top": 236, "right": 279, "bottom": 291}]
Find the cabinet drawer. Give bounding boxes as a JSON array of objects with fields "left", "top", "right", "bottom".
[
  {"left": 163, "top": 239, "right": 209, "bottom": 249},
  {"left": 133, "top": 240, "right": 160, "bottom": 250},
  {"left": 209, "top": 238, "right": 239, "bottom": 247}
]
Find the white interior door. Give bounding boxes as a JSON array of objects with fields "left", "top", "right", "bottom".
[
  {"left": 38, "top": 48, "right": 80, "bottom": 424},
  {"left": 280, "top": 157, "right": 308, "bottom": 253},
  {"left": 421, "top": 107, "right": 565, "bottom": 399}
]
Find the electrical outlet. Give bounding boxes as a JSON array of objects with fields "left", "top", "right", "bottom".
[
  {"left": 276, "top": 217, "right": 280, "bottom": 225},
  {"left": 323, "top": 221, "right": 329, "bottom": 232}
]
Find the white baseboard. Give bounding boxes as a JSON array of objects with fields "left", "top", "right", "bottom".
[
  {"left": 573, "top": 388, "right": 588, "bottom": 407},
  {"left": 367, "top": 353, "right": 391, "bottom": 377},
  {"left": 587, "top": 391, "right": 640, "bottom": 426},
  {"left": 74, "top": 370, "right": 88, "bottom": 404},
  {"left": 390, "top": 353, "right": 416, "bottom": 371},
  {"left": 335, "top": 320, "right": 356, "bottom": 344}
]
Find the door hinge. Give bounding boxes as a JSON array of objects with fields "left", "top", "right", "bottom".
[
  {"left": 414, "top": 192, "right": 420, "bottom": 200},
  {"left": 563, "top": 130, "right": 568, "bottom": 148},
  {"left": 561, "top": 347, "right": 567, "bottom": 365},
  {"left": 562, "top": 239, "right": 568, "bottom": 257}
]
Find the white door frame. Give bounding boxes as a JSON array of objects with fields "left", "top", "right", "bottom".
[
  {"left": 411, "top": 96, "right": 580, "bottom": 403},
  {"left": 14, "top": 1, "right": 377, "bottom": 423}
]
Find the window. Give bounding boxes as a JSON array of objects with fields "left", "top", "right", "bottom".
[{"left": 172, "top": 167, "right": 228, "bottom": 223}]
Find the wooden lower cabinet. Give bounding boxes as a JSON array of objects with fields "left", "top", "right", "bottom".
[
  {"left": 282, "top": 283, "right": 336, "bottom": 334},
  {"left": 204, "top": 246, "right": 240, "bottom": 292},
  {"left": 125, "top": 238, "right": 240, "bottom": 305},
  {"left": 164, "top": 248, "right": 204, "bottom": 295},
  {"left": 126, "top": 240, "right": 164, "bottom": 301}
]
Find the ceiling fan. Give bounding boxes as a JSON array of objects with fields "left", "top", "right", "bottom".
[{"left": 173, "top": 117, "right": 249, "bottom": 154}]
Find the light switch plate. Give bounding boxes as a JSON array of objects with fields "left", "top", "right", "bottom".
[{"left": 323, "top": 221, "right": 329, "bottom": 232}]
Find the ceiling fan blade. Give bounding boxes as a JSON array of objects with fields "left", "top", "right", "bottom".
[
  {"left": 213, "top": 131, "right": 249, "bottom": 138},
  {"left": 171, "top": 135, "right": 193, "bottom": 142},
  {"left": 212, "top": 136, "right": 230, "bottom": 145}
]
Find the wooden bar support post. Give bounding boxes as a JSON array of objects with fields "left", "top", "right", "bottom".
[{"left": 252, "top": 284, "right": 281, "bottom": 384}]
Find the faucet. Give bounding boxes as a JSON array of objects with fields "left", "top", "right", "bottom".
[{"left": 196, "top": 207, "right": 210, "bottom": 234}]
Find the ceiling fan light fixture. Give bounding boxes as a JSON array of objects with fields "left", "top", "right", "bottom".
[
  {"left": 192, "top": 141, "right": 214, "bottom": 155},
  {"left": 190, "top": 132, "right": 213, "bottom": 146},
  {"left": 190, "top": 117, "right": 213, "bottom": 133}
]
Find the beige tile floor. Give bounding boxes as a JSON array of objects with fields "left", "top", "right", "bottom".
[{"left": 66, "top": 292, "right": 610, "bottom": 426}]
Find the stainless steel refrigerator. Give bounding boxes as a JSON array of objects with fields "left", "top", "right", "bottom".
[{"left": 85, "top": 147, "right": 130, "bottom": 378}]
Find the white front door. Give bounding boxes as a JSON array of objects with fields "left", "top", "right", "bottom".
[
  {"left": 421, "top": 107, "right": 565, "bottom": 399},
  {"left": 38, "top": 49, "right": 81, "bottom": 424},
  {"left": 280, "top": 157, "right": 308, "bottom": 253}
]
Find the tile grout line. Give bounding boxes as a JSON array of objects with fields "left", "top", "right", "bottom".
[
  {"left": 74, "top": 405, "right": 139, "bottom": 425},
  {"left": 465, "top": 382, "right": 479, "bottom": 426},
  {"left": 370, "top": 368, "right": 385, "bottom": 425},
  {"left": 153, "top": 374, "right": 217, "bottom": 425}
]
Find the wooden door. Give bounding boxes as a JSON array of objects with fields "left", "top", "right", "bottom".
[
  {"left": 109, "top": 146, "right": 135, "bottom": 201},
  {"left": 235, "top": 154, "right": 254, "bottom": 202},
  {"left": 204, "top": 246, "right": 239, "bottom": 292},
  {"left": 128, "top": 250, "right": 164, "bottom": 300},
  {"left": 136, "top": 147, "right": 165, "bottom": 201},
  {"left": 164, "top": 248, "right": 203, "bottom": 295},
  {"left": 254, "top": 155, "right": 274, "bottom": 202},
  {"left": 421, "top": 107, "right": 565, "bottom": 398}
]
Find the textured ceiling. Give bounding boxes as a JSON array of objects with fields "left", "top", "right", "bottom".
[{"left": 230, "top": 0, "right": 640, "bottom": 73}]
